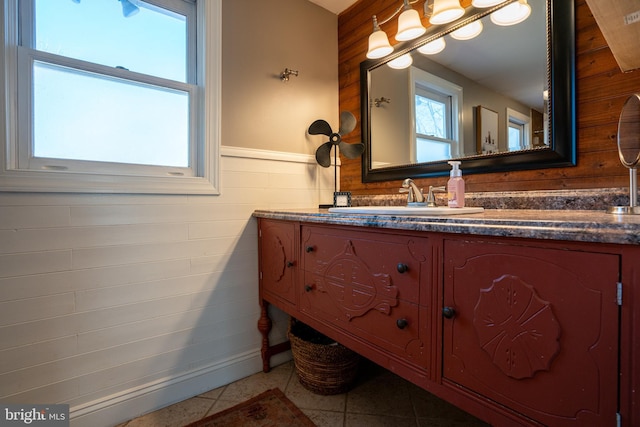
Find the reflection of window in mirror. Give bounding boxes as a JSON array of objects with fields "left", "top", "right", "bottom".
[
  {"left": 409, "top": 67, "right": 463, "bottom": 163},
  {"left": 507, "top": 108, "right": 531, "bottom": 151}
]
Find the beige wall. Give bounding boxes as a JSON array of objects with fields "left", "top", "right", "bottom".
[{"left": 222, "top": 0, "right": 338, "bottom": 156}]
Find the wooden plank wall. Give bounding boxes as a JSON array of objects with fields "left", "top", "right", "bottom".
[{"left": 338, "top": 0, "right": 640, "bottom": 194}]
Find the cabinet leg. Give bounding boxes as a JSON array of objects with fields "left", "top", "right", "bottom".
[{"left": 258, "top": 300, "right": 272, "bottom": 373}]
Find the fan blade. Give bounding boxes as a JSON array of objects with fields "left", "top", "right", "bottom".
[
  {"left": 308, "top": 119, "right": 333, "bottom": 136},
  {"left": 315, "top": 142, "right": 333, "bottom": 167},
  {"left": 338, "top": 111, "right": 357, "bottom": 136},
  {"left": 339, "top": 141, "right": 365, "bottom": 159}
]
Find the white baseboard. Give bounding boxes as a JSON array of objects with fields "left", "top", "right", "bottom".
[{"left": 70, "top": 349, "right": 266, "bottom": 427}]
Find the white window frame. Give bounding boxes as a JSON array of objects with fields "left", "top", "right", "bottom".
[
  {"left": 408, "top": 67, "right": 463, "bottom": 162},
  {"left": 506, "top": 107, "right": 531, "bottom": 151},
  {"left": 0, "top": 0, "right": 221, "bottom": 194}
]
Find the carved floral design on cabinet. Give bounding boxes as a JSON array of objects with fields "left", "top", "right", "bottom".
[
  {"left": 473, "top": 275, "right": 561, "bottom": 379},
  {"left": 264, "top": 236, "right": 287, "bottom": 283},
  {"left": 315, "top": 241, "right": 399, "bottom": 321}
]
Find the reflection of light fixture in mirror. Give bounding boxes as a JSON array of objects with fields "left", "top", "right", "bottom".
[
  {"left": 490, "top": 0, "right": 531, "bottom": 26},
  {"left": 450, "top": 20, "right": 484, "bottom": 40},
  {"left": 387, "top": 54, "right": 413, "bottom": 69},
  {"left": 429, "top": 0, "right": 465, "bottom": 25},
  {"left": 367, "top": 16, "right": 394, "bottom": 59},
  {"left": 471, "top": 0, "right": 504, "bottom": 7},
  {"left": 396, "top": 0, "right": 427, "bottom": 41},
  {"left": 418, "top": 38, "right": 446, "bottom": 55}
]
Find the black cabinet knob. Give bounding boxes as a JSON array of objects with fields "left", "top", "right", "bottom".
[
  {"left": 304, "top": 285, "right": 314, "bottom": 293},
  {"left": 442, "top": 307, "right": 456, "bottom": 319},
  {"left": 286, "top": 261, "right": 294, "bottom": 268},
  {"left": 396, "top": 263, "right": 409, "bottom": 273},
  {"left": 305, "top": 246, "right": 314, "bottom": 253},
  {"left": 396, "top": 318, "right": 409, "bottom": 329}
]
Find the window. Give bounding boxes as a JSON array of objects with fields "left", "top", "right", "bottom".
[
  {"left": 1, "top": 0, "right": 221, "bottom": 194},
  {"left": 409, "top": 67, "right": 463, "bottom": 163},
  {"left": 506, "top": 108, "right": 531, "bottom": 152}
]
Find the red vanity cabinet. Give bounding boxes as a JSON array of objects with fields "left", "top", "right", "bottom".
[
  {"left": 256, "top": 217, "right": 637, "bottom": 426},
  {"left": 441, "top": 238, "right": 620, "bottom": 426}
]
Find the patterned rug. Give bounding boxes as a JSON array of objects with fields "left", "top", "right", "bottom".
[{"left": 183, "top": 388, "right": 316, "bottom": 427}]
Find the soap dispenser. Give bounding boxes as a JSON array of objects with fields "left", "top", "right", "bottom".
[{"left": 447, "top": 161, "right": 465, "bottom": 208}]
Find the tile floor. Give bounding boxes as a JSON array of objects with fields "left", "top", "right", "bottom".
[{"left": 117, "top": 359, "right": 490, "bottom": 427}]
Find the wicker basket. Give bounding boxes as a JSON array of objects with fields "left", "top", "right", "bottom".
[{"left": 288, "top": 319, "right": 360, "bottom": 395}]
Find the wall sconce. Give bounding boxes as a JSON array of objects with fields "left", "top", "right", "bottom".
[
  {"left": 366, "top": 0, "right": 426, "bottom": 59},
  {"left": 450, "top": 20, "right": 484, "bottom": 40},
  {"left": 428, "top": 0, "right": 464, "bottom": 25},
  {"left": 490, "top": 0, "right": 531, "bottom": 26},
  {"left": 280, "top": 68, "right": 299, "bottom": 82}
]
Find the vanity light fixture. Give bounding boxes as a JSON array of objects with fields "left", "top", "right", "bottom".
[
  {"left": 366, "top": 0, "right": 426, "bottom": 59},
  {"left": 396, "top": 0, "right": 428, "bottom": 41},
  {"left": 428, "top": 0, "right": 465, "bottom": 25},
  {"left": 471, "top": 0, "right": 504, "bottom": 7},
  {"left": 418, "top": 37, "right": 446, "bottom": 54},
  {"left": 387, "top": 53, "right": 414, "bottom": 69},
  {"left": 490, "top": 0, "right": 531, "bottom": 26},
  {"left": 366, "top": 16, "right": 394, "bottom": 59},
  {"left": 450, "top": 20, "right": 484, "bottom": 40}
]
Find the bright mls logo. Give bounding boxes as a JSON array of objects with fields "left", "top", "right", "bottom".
[{"left": 1, "top": 405, "right": 69, "bottom": 426}]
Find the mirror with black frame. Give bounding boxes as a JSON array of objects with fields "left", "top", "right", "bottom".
[{"left": 360, "top": 0, "right": 575, "bottom": 182}]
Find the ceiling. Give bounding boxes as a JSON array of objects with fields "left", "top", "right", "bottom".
[{"left": 308, "top": 0, "right": 359, "bottom": 14}]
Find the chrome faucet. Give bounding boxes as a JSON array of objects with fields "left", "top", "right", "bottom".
[
  {"left": 426, "top": 185, "right": 447, "bottom": 207},
  {"left": 400, "top": 178, "right": 426, "bottom": 205}
]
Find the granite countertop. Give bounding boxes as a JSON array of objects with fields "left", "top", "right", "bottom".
[{"left": 252, "top": 208, "right": 640, "bottom": 246}]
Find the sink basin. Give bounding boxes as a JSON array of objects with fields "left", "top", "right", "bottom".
[{"left": 328, "top": 206, "right": 484, "bottom": 216}]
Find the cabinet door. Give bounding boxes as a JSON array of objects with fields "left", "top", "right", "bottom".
[
  {"left": 443, "top": 239, "right": 620, "bottom": 426},
  {"left": 258, "top": 219, "right": 297, "bottom": 306}
]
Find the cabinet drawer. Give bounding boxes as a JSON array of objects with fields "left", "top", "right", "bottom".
[
  {"left": 301, "top": 271, "right": 428, "bottom": 368},
  {"left": 301, "top": 225, "right": 429, "bottom": 305}
]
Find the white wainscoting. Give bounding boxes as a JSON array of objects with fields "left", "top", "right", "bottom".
[{"left": 0, "top": 147, "right": 337, "bottom": 427}]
